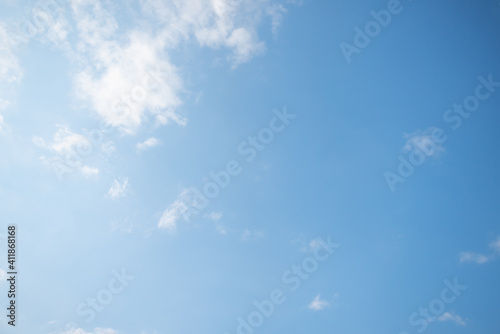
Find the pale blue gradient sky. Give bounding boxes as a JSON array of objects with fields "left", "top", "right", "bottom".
[{"left": 1, "top": 1, "right": 500, "bottom": 334}]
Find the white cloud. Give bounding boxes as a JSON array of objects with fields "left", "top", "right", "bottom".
[
  {"left": 308, "top": 294, "right": 329, "bottom": 311},
  {"left": 205, "top": 211, "right": 222, "bottom": 221},
  {"left": 241, "top": 228, "right": 266, "bottom": 241},
  {"left": 33, "top": 126, "right": 115, "bottom": 177},
  {"left": 0, "top": 268, "right": 7, "bottom": 281},
  {"left": 93, "top": 329, "right": 119, "bottom": 334},
  {"left": 225, "top": 27, "right": 265, "bottom": 68},
  {"left": 459, "top": 251, "right": 490, "bottom": 264},
  {"left": 158, "top": 197, "right": 188, "bottom": 233},
  {"left": 157, "top": 187, "right": 208, "bottom": 232},
  {"left": 489, "top": 236, "right": 500, "bottom": 254},
  {"left": 69, "top": 0, "right": 185, "bottom": 134},
  {"left": 0, "top": 114, "right": 6, "bottom": 134},
  {"left": 33, "top": 126, "right": 91, "bottom": 156},
  {"left": 403, "top": 127, "right": 445, "bottom": 158},
  {"left": 33, "top": 126, "right": 96, "bottom": 176},
  {"left": 107, "top": 178, "right": 129, "bottom": 200},
  {"left": 136, "top": 137, "right": 162, "bottom": 151},
  {"left": 100, "top": 141, "right": 115, "bottom": 154},
  {"left": 266, "top": 4, "right": 287, "bottom": 36},
  {"left": 437, "top": 312, "right": 466, "bottom": 326},
  {"left": 81, "top": 165, "right": 99, "bottom": 177},
  {"left": 58, "top": 328, "right": 118, "bottom": 334}
]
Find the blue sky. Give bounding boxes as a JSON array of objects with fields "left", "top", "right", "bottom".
[{"left": 1, "top": 0, "right": 500, "bottom": 333}]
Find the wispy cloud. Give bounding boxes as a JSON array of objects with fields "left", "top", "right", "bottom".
[
  {"left": 459, "top": 252, "right": 490, "bottom": 264},
  {"left": 459, "top": 236, "right": 500, "bottom": 264},
  {"left": 136, "top": 137, "right": 162, "bottom": 151},
  {"left": 107, "top": 178, "right": 129, "bottom": 200},
  {"left": 157, "top": 187, "right": 208, "bottom": 233},
  {"left": 81, "top": 165, "right": 99, "bottom": 177},
  {"left": 215, "top": 223, "right": 227, "bottom": 235},
  {"left": 437, "top": 312, "right": 466, "bottom": 326},
  {"left": 0, "top": 114, "right": 6, "bottom": 134},
  {"left": 241, "top": 228, "right": 266, "bottom": 241},
  {"left": 403, "top": 127, "right": 445, "bottom": 158},
  {"left": 308, "top": 294, "right": 329, "bottom": 311},
  {"left": 34, "top": 126, "right": 106, "bottom": 177},
  {"left": 225, "top": 28, "right": 265, "bottom": 68},
  {"left": 0, "top": 23, "right": 22, "bottom": 84},
  {"left": 57, "top": 328, "right": 118, "bottom": 334},
  {"left": 69, "top": 0, "right": 185, "bottom": 134},
  {"left": 33, "top": 126, "right": 90, "bottom": 156},
  {"left": 141, "top": 0, "right": 275, "bottom": 68},
  {"left": 204, "top": 211, "right": 225, "bottom": 234},
  {"left": 266, "top": 4, "right": 287, "bottom": 37},
  {"left": 158, "top": 197, "right": 188, "bottom": 233},
  {"left": 0, "top": 98, "right": 10, "bottom": 110}
]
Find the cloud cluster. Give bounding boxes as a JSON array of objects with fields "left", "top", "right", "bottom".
[
  {"left": 33, "top": 125, "right": 103, "bottom": 177},
  {"left": 65, "top": 0, "right": 290, "bottom": 134},
  {"left": 24, "top": 0, "right": 296, "bottom": 175}
]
